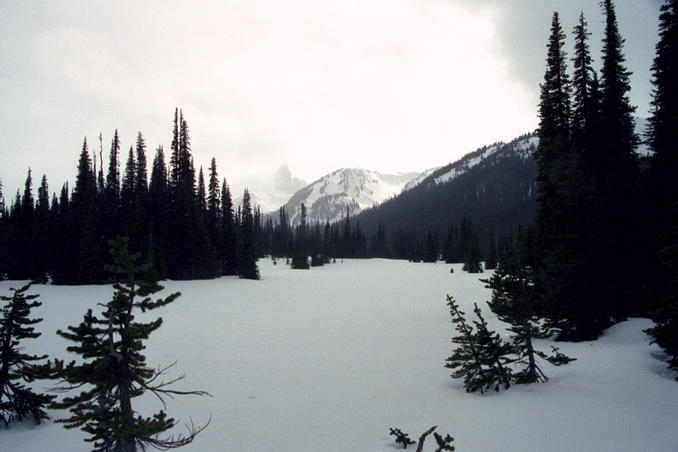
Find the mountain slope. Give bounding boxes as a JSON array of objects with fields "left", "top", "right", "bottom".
[
  {"left": 356, "top": 132, "right": 539, "bottom": 244},
  {"left": 278, "top": 168, "right": 420, "bottom": 225}
]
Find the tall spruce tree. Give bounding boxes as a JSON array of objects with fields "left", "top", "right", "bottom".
[
  {"left": 445, "top": 296, "right": 514, "bottom": 394},
  {"left": 0, "top": 283, "right": 55, "bottom": 426},
  {"left": 598, "top": 0, "right": 640, "bottom": 318},
  {"left": 291, "top": 203, "right": 310, "bottom": 269},
  {"left": 148, "top": 146, "right": 170, "bottom": 280},
  {"left": 120, "top": 147, "right": 136, "bottom": 218},
  {"left": 645, "top": 0, "right": 678, "bottom": 379},
  {"left": 206, "top": 158, "right": 220, "bottom": 240},
  {"left": 237, "top": 190, "right": 259, "bottom": 279},
  {"left": 197, "top": 167, "right": 207, "bottom": 223},
  {"left": 105, "top": 130, "right": 121, "bottom": 211},
  {"left": 134, "top": 132, "right": 148, "bottom": 203},
  {"left": 220, "top": 179, "right": 237, "bottom": 275},
  {"left": 49, "top": 236, "right": 209, "bottom": 451},
  {"left": 535, "top": 11, "right": 607, "bottom": 340},
  {"left": 34, "top": 175, "right": 51, "bottom": 282}
]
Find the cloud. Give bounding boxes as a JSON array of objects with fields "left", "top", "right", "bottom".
[
  {"left": 273, "top": 165, "right": 307, "bottom": 194},
  {"left": 0, "top": 0, "right": 660, "bottom": 199}
]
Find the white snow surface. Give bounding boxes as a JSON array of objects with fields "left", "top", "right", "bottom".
[{"left": 2, "top": 259, "right": 677, "bottom": 451}]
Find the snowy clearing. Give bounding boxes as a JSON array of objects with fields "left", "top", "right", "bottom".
[{"left": 2, "top": 259, "right": 677, "bottom": 451}]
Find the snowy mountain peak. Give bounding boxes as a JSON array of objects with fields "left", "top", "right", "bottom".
[{"left": 279, "top": 168, "right": 420, "bottom": 225}]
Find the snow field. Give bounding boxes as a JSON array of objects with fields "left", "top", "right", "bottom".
[{"left": 1, "top": 259, "right": 677, "bottom": 451}]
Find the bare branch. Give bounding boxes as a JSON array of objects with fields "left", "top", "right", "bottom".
[
  {"left": 416, "top": 426, "right": 437, "bottom": 452},
  {"left": 142, "top": 415, "right": 212, "bottom": 451}
]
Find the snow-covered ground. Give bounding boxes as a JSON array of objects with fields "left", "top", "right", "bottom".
[{"left": 2, "top": 259, "right": 677, "bottom": 451}]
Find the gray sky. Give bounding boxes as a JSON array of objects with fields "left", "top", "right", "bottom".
[{"left": 0, "top": 0, "right": 663, "bottom": 201}]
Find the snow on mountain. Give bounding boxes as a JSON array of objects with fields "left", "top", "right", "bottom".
[
  {"left": 405, "top": 133, "right": 538, "bottom": 192},
  {"left": 280, "top": 168, "right": 420, "bottom": 225},
  {"left": 233, "top": 191, "right": 284, "bottom": 214},
  {"left": 401, "top": 166, "right": 440, "bottom": 192}
]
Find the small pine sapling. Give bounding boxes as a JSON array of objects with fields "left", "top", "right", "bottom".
[
  {"left": 445, "top": 296, "right": 514, "bottom": 393},
  {"left": 470, "top": 303, "right": 514, "bottom": 391},
  {"left": 0, "top": 283, "right": 55, "bottom": 426},
  {"left": 48, "top": 236, "right": 209, "bottom": 451},
  {"left": 444, "top": 296, "right": 486, "bottom": 392},
  {"left": 484, "top": 239, "right": 575, "bottom": 384},
  {"left": 433, "top": 432, "right": 456, "bottom": 451},
  {"left": 389, "top": 426, "right": 456, "bottom": 451},
  {"left": 389, "top": 427, "right": 415, "bottom": 449}
]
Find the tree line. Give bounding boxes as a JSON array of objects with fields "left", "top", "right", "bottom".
[
  {"left": 532, "top": 0, "right": 673, "bottom": 343},
  {"left": 0, "top": 109, "right": 260, "bottom": 283},
  {"left": 444, "top": 0, "right": 678, "bottom": 393},
  {"left": 1, "top": 142, "right": 504, "bottom": 279}
]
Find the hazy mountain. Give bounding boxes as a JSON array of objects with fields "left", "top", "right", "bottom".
[
  {"left": 234, "top": 165, "right": 308, "bottom": 213},
  {"left": 276, "top": 168, "right": 420, "bottom": 225}
]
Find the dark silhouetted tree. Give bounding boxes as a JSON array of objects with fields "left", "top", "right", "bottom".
[
  {"left": 49, "top": 237, "right": 209, "bottom": 451},
  {"left": 237, "top": 190, "right": 259, "bottom": 279},
  {"left": 0, "top": 283, "right": 55, "bottom": 426}
]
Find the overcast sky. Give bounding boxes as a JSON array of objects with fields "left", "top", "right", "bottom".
[{"left": 0, "top": 0, "right": 663, "bottom": 201}]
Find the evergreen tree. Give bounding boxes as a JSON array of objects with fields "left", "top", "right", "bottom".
[
  {"left": 21, "top": 168, "right": 35, "bottom": 227},
  {"left": 105, "top": 130, "right": 121, "bottom": 210},
  {"left": 237, "top": 190, "right": 259, "bottom": 279},
  {"left": 310, "top": 222, "right": 324, "bottom": 267},
  {"left": 292, "top": 204, "right": 310, "bottom": 269},
  {"left": 49, "top": 237, "right": 208, "bottom": 451},
  {"left": 0, "top": 179, "right": 5, "bottom": 279},
  {"left": 571, "top": 13, "right": 600, "bottom": 152},
  {"left": 485, "top": 237, "right": 574, "bottom": 384},
  {"left": 323, "top": 220, "right": 333, "bottom": 263},
  {"left": 148, "top": 146, "right": 170, "bottom": 280},
  {"left": 11, "top": 168, "right": 36, "bottom": 279},
  {"left": 598, "top": 0, "right": 640, "bottom": 318},
  {"left": 72, "top": 139, "right": 96, "bottom": 212},
  {"left": 134, "top": 132, "right": 148, "bottom": 201},
  {"left": 645, "top": 0, "right": 678, "bottom": 378},
  {"left": 197, "top": 167, "right": 207, "bottom": 222},
  {"left": 0, "top": 283, "right": 55, "bottom": 425},
  {"left": 220, "top": 179, "right": 237, "bottom": 275},
  {"left": 445, "top": 296, "right": 513, "bottom": 393},
  {"left": 52, "top": 182, "right": 74, "bottom": 284},
  {"left": 462, "top": 234, "right": 482, "bottom": 273},
  {"left": 34, "top": 175, "right": 51, "bottom": 282},
  {"left": 443, "top": 226, "right": 458, "bottom": 264},
  {"left": 645, "top": 208, "right": 678, "bottom": 379},
  {"left": 120, "top": 146, "right": 136, "bottom": 218},
  {"left": 423, "top": 230, "right": 438, "bottom": 263},
  {"left": 341, "top": 206, "right": 351, "bottom": 259},
  {"left": 535, "top": 11, "right": 607, "bottom": 341},
  {"left": 207, "top": 158, "right": 220, "bottom": 238},
  {"left": 0, "top": 178, "right": 4, "bottom": 218},
  {"left": 166, "top": 110, "right": 212, "bottom": 279}
]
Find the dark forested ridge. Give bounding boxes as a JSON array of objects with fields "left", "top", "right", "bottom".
[{"left": 355, "top": 132, "right": 539, "bottom": 252}]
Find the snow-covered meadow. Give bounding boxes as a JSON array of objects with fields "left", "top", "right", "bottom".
[{"left": 2, "top": 259, "right": 677, "bottom": 451}]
